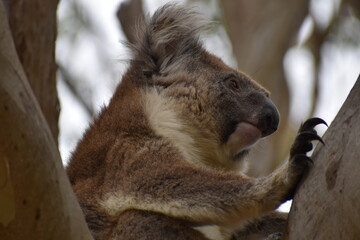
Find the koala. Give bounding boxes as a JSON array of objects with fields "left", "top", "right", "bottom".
[{"left": 66, "top": 4, "right": 326, "bottom": 240}]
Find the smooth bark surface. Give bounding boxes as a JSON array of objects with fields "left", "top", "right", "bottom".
[
  {"left": 8, "top": 0, "right": 60, "bottom": 142},
  {"left": 0, "top": 1, "right": 92, "bottom": 239},
  {"left": 287, "top": 75, "right": 360, "bottom": 239}
]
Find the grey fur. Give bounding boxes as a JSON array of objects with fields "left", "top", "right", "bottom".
[{"left": 132, "top": 3, "right": 209, "bottom": 75}]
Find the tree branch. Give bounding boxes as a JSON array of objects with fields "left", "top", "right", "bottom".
[
  {"left": 0, "top": 1, "right": 93, "bottom": 239},
  {"left": 7, "top": 0, "right": 59, "bottom": 142},
  {"left": 287, "top": 75, "right": 360, "bottom": 239}
]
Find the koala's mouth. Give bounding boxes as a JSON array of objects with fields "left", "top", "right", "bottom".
[{"left": 226, "top": 122, "right": 262, "bottom": 160}]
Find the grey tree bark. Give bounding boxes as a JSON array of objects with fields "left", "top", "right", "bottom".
[
  {"left": 287, "top": 75, "right": 360, "bottom": 239},
  {"left": 0, "top": 1, "right": 93, "bottom": 239},
  {"left": 7, "top": 0, "right": 60, "bottom": 142}
]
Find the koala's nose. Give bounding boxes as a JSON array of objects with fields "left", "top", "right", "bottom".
[{"left": 258, "top": 99, "right": 280, "bottom": 137}]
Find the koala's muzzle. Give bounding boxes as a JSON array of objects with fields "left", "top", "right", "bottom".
[{"left": 258, "top": 98, "right": 280, "bottom": 137}]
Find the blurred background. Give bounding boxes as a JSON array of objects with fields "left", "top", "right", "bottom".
[{"left": 56, "top": 0, "right": 360, "bottom": 208}]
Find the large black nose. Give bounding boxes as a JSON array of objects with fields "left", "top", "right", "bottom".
[{"left": 258, "top": 98, "right": 280, "bottom": 137}]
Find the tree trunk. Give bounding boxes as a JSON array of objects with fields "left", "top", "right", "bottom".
[
  {"left": 220, "top": 0, "right": 309, "bottom": 176},
  {"left": 6, "top": 0, "right": 60, "bottom": 143},
  {"left": 0, "top": 1, "right": 93, "bottom": 239},
  {"left": 287, "top": 75, "right": 360, "bottom": 239}
]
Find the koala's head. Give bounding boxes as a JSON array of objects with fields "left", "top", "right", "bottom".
[{"left": 128, "top": 4, "right": 279, "bottom": 171}]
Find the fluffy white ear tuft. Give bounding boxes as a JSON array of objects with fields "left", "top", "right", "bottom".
[{"left": 131, "top": 3, "right": 209, "bottom": 76}]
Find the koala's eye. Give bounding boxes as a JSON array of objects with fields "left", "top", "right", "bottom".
[{"left": 225, "top": 77, "right": 240, "bottom": 91}]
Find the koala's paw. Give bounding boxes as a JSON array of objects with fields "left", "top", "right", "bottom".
[{"left": 289, "top": 118, "right": 327, "bottom": 170}]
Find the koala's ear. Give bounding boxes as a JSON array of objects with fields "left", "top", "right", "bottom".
[{"left": 131, "top": 4, "right": 208, "bottom": 77}]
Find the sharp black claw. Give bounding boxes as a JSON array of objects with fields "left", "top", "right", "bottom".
[
  {"left": 297, "top": 131, "right": 325, "bottom": 145},
  {"left": 289, "top": 118, "right": 326, "bottom": 163},
  {"left": 301, "top": 117, "right": 328, "bottom": 131}
]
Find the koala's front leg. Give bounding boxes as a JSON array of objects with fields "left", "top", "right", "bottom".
[
  {"left": 281, "top": 117, "right": 327, "bottom": 200},
  {"left": 255, "top": 118, "right": 327, "bottom": 212},
  {"left": 263, "top": 118, "right": 326, "bottom": 200},
  {"left": 231, "top": 118, "right": 327, "bottom": 240}
]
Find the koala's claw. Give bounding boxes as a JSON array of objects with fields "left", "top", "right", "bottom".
[
  {"left": 290, "top": 118, "right": 327, "bottom": 160},
  {"left": 297, "top": 131, "right": 324, "bottom": 145},
  {"left": 300, "top": 117, "right": 328, "bottom": 132}
]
